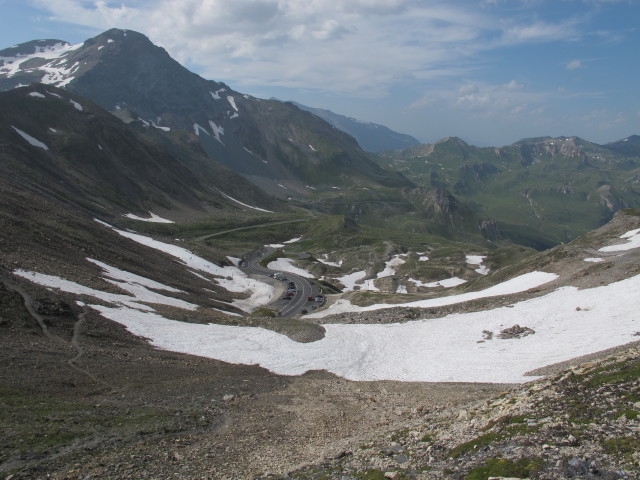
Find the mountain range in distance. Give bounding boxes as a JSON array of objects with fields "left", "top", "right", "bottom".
[{"left": 1, "top": 28, "right": 639, "bottom": 248}]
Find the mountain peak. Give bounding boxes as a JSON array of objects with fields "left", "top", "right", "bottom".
[{"left": 0, "top": 39, "right": 70, "bottom": 59}]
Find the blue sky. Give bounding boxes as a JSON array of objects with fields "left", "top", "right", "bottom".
[{"left": 1, "top": 0, "right": 638, "bottom": 146}]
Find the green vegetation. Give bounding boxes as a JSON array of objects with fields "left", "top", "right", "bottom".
[
  {"left": 464, "top": 457, "right": 544, "bottom": 480},
  {"left": 0, "top": 387, "right": 203, "bottom": 466},
  {"left": 420, "top": 432, "right": 435, "bottom": 443},
  {"left": 449, "top": 416, "right": 540, "bottom": 459},
  {"left": 603, "top": 436, "right": 640, "bottom": 462},
  {"left": 377, "top": 137, "right": 640, "bottom": 248},
  {"left": 358, "top": 470, "right": 387, "bottom": 480},
  {"left": 250, "top": 307, "right": 278, "bottom": 318},
  {"left": 357, "top": 470, "right": 407, "bottom": 480},
  {"left": 587, "top": 359, "right": 640, "bottom": 387},
  {"left": 449, "top": 432, "right": 502, "bottom": 459}
]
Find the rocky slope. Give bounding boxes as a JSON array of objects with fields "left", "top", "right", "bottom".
[
  {"left": 275, "top": 343, "right": 640, "bottom": 480},
  {"left": 0, "top": 84, "right": 280, "bottom": 217}
]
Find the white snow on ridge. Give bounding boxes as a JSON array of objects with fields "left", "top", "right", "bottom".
[
  {"left": 69, "top": 98, "right": 83, "bottom": 111},
  {"left": 87, "top": 258, "right": 184, "bottom": 293},
  {"left": 208, "top": 120, "right": 224, "bottom": 145},
  {"left": 193, "top": 123, "right": 210, "bottom": 137},
  {"left": 584, "top": 258, "right": 604, "bottom": 263},
  {"left": 214, "top": 189, "right": 274, "bottom": 213},
  {"left": 599, "top": 228, "right": 640, "bottom": 252},
  {"left": 124, "top": 212, "right": 175, "bottom": 223},
  {"left": 466, "top": 255, "right": 490, "bottom": 275},
  {"left": 318, "top": 255, "right": 342, "bottom": 267},
  {"left": 283, "top": 236, "right": 302, "bottom": 244},
  {"left": 377, "top": 255, "right": 406, "bottom": 278},
  {"left": 93, "top": 220, "right": 275, "bottom": 312},
  {"left": 11, "top": 126, "right": 49, "bottom": 150},
  {"left": 83, "top": 272, "right": 640, "bottom": 383},
  {"left": 227, "top": 96, "right": 238, "bottom": 112},
  {"left": 308, "top": 271, "right": 557, "bottom": 319},
  {"left": 408, "top": 277, "right": 467, "bottom": 289},
  {"left": 29, "top": 92, "right": 46, "bottom": 98},
  {"left": 210, "top": 88, "right": 226, "bottom": 100},
  {"left": 336, "top": 271, "right": 366, "bottom": 291},
  {"left": 14, "top": 259, "right": 196, "bottom": 311},
  {"left": 267, "top": 258, "right": 313, "bottom": 278},
  {"left": 0, "top": 42, "right": 81, "bottom": 78}
]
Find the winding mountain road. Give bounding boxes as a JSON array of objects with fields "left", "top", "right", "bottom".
[{"left": 244, "top": 247, "right": 319, "bottom": 318}]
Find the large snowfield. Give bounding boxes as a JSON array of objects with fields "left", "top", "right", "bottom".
[{"left": 13, "top": 226, "right": 640, "bottom": 384}]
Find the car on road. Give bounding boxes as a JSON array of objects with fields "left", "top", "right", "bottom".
[{"left": 284, "top": 292, "right": 295, "bottom": 297}]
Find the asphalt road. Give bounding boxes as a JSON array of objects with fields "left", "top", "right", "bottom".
[{"left": 244, "top": 247, "right": 320, "bottom": 318}]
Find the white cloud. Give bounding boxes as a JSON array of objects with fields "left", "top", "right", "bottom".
[
  {"left": 412, "top": 79, "right": 550, "bottom": 120},
  {"left": 566, "top": 59, "right": 582, "bottom": 70},
  {"left": 26, "top": 0, "right": 594, "bottom": 97}
]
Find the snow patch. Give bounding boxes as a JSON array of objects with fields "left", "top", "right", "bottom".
[
  {"left": 93, "top": 220, "right": 275, "bottom": 312},
  {"left": 377, "top": 255, "right": 406, "bottom": 278},
  {"left": 599, "top": 228, "right": 640, "bottom": 252},
  {"left": 408, "top": 277, "right": 467, "bottom": 289},
  {"left": 208, "top": 120, "right": 224, "bottom": 145},
  {"left": 28, "top": 92, "right": 46, "bottom": 98},
  {"left": 227, "top": 96, "right": 238, "bottom": 112},
  {"left": 15, "top": 259, "right": 196, "bottom": 312},
  {"left": 193, "top": 123, "right": 210, "bottom": 136},
  {"left": 584, "top": 258, "right": 605, "bottom": 263},
  {"left": 336, "top": 271, "right": 366, "bottom": 291},
  {"left": 309, "top": 271, "right": 556, "bottom": 319},
  {"left": 318, "top": 255, "right": 342, "bottom": 267},
  {"left": 227, "top": 257, "right": 242, "bottom": 266},
  {"left": 283, "top": 236, "right": 302, "bottom": 244},
  {"left": 11, "top": 126, "right": 49, "bottom": 150},
  {"left": 69, "top": 99, "right": 83, "bottom": 111},
  {"left": 82, "top": 270, "right": 639, "bottom": 383},
  {"left": 210, "top": 88, "right": 226, "bottom": 100},
  {"left": 267, "top": 258, "right": 313, "bottom": 278},
  {"left": 466, "top": 255, "right": 489, "bottom": 275},
  {"left": 124, "top": 212, "right": 175, "bottom": 224},
  {"left": 212, "top": 187, "right": 274, "bottom": 213}
]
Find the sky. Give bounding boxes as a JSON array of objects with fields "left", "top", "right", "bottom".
[{"left": 0, "top": 0, "right": 638, "bottom": 146}]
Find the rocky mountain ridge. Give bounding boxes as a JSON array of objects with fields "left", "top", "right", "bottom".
[{"left": 0, "top": 29, "right": 411, "bottom": 199}]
